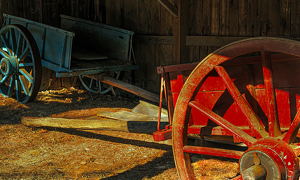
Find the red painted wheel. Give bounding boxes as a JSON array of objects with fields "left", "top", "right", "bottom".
[{"left": 173, "top": 37, "right": 300, "bottom": 179}]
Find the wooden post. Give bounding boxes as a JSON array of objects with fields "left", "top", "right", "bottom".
[{"left": 173, "top": 0, "right": 190, "bottom": 64}]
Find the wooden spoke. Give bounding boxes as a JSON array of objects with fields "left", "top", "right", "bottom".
[
  {"left": 79, "top": 72, "right": 124, "bottom": 94},
  {"left": 183, "top": 146, "right": 243, "bottom": 159},
  {"left": 19, "top": 62, "right": 34, "bottom": 67},
  {"left": 19, "top": 46, "right": 30, "bottom": 62},
  {"left": 0, "top": 48, "right": 10, "bottom": 58},
  {"left": 282, "top": 108, "right": 300, "bottom": 143},
  {"left": 189, "top": 100, "right": 256, "bottom": 147},
  {"left": 7, "top": 75, "right": 14, "bottom": 97},
  {"left": 214, "top": 65, "right": 268, "bottom": 139},
  {"left": 89, "top": 78, "right": 94, "bottom": 89},
  {"left": 0, "top": 25, "right": 41, "bottom": 103},
  {"left": 15, "top": 75, "right": 20, "bottom": 102},
  {"left": 16, "top": 32, "right": 24, "bottom": 58},
  {"left": 1, "top": 34, "right": 12, "bottom": 56},
  {"left": 19, "top": 69, "right": 33, "bottom": 83},
  {"left": 18, "top": 75, "right": 30, "bottom": 96},
  {"left": 261, "top": 50, "right": 281, "bottom": 137},
  {"left": 0, "top": 74, "right": 9, "bottom": 84},
  {"left": 10, "top": 28, "right": 17, "bottom": 54}
]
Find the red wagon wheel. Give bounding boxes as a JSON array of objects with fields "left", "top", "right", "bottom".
[{"left": 173, "top": 37, "right": 300, "bottom": 180}]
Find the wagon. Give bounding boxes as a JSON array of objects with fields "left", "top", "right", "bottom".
[
  {"left": 154, "top": 38, "right": 300, "bottom": 179},
  {"left": 0, "top": 13, "right": 138, "bottom": 103},
  {"left": 2, "top": 14, "right": 300, "bottom": 180}
]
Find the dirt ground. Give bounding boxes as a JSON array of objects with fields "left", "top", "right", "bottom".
[{"left": 0, "top": 88, "right": 240, "bottom": 180}]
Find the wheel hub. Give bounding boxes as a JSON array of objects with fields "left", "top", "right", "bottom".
[
  {"left": 0, "top": 57, "right": 19, "bottom": 75},
  {"left": 240, "top": 138, "right": 299, "bottom": 180}
]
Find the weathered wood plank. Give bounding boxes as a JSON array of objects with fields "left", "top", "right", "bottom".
[
  {"left": 291, "top": 0, "right": 300, "bottom": 37},
  {"left": 247, "top": 0, "right": 259, "bottom": 36},
  {"left": 229, "top": 0, "right": 239, "bottom": 36},
  {"left": 159, "top": 0, "right": 173, "bottom": 66},
  {"left": 87, "top": 74, "right": 163, "bottom": 105},
  {"left": 187, "top": 36, "right": 248, "bottom": 46},
  {"left": 259, "top": 0, "right": 269, "bottom": 36},
  {"left": 105, "top": 0, "right": 116, "bottom": 26},
  {"left": 211, "top": 0, "right": 220, "bottom": 36},
  {"left": 133, "top": 35, "right": 249, "bottom": 46},
  {"left": 133, "top": 35, "right": 173, "bottom": 44},
  {"left": 22, "top": 116, "right": 168, "bottom": 134},
  {"left": 239, "top": 0, "right": 247, "bottom": 36},
  {"left": 220, "top": 0, "right": 230, "bottom": 36},
  {"left": 189, "top": 0, "right": 199, "bottom": 63},
  {"left": 268, "top": 0, "right": 281, "bottom": 36},
  {"left": 174, "top": 0, "right": 190, "bottom": 64},
  {"left": 280, "top": 0, "right": 290, "bottom": 36},
  {"left": 156, "top": 0, "right": 178, "bottom": 17}
]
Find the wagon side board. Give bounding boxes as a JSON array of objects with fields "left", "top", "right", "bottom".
[
  {"left": 3, "top": 13, "right": 74, "bottom": 71},
  {"left": 60, "top": 14, "right": 135, "bottom": 63}
]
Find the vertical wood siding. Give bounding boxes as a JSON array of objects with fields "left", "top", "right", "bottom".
[{"left": 0, "top": 0, "right": 298, "bottom": 93}]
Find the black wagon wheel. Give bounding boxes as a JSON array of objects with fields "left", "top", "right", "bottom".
[
  {"left": 79, "top": 71, "right": 124, "bottom": 94},
  {"left": 0, "top": 24, "right": 42, "bottom": 103}
]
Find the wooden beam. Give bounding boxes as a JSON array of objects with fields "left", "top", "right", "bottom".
[
  {"left": 22, "top": 117, "right": 169, "bottom": 134},
  {"left": 133, "top": 35, "right": 249, "bottom": 46},
  {"left": 133, "top": 35, "right": 173, "bottom": 44},
  {"left": 186, "top": 36, "right": 248, "bottom": 46},
  {"left": 86, "top": 74, "right": 166, "bottom": 106},
  {"left": 157, "top": 0, "right": 178, "bottom": 17},
  {"left": 173, "top": 0, "right": 190, "bottom": 64}
]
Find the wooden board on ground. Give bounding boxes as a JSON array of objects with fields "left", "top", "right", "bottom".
[
  {"left": 21, "top": 116, "right": 169, "bottom": 134},
  {"left": 21, "top": 100, "right": 169, "bottom": 133}
]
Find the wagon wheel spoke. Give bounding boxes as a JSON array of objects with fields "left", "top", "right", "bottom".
[
  {"left": 282, "top": 108, "right": 300, "bottom": 144},
  {"left": 10, "top": 28, "right": 17, "bottom": 55},
  {"left": 0, "top": 46, "right": 10, "bottom": 58},
  {"left": 16, "top": 32, "right": 24, "bottom": 58},
  {"left": 7, "top": 76, "right": 14, "bottom": 97},
  {"left": 214, "top": 65, "right": 268, "bottom": 139},
  {"left": 172, "top": 37, "right": 300, "bottom": 180},
  {"left": 182, "top": 146, "right": 244, "bottom": 159},
  {"left": 261, "top": 50, "right": 281, "bottom": 137},
  {"left": 19, "top": 69, "right": 33, "bottom": 83},
  {"left": 79, "top": 71, "right": 124, "bottom": 94},
  {"left": 0, "top": 24, "right": 41, "bottom": 103},
  {"left": 0, "top": 74, "right": 9, "bottom": 84},
  {"left": 89, "top": 78, "right": 94, "bottom": 89},
  {"left": 1, "top": 34, "right": 13, "bottom": 57},
  {"left": 18, "top": 75, "right": 30, "bottom": 96},
  {"left": 19, "top": 46, "right": 30, "bottom": 62},
  {"left": 189, "top": 101, "right": 256, "bottom": 147},
  {"left": 15, "top": 75, "right": 21, "bottom": 102}
]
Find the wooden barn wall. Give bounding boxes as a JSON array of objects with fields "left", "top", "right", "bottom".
[{"left": 0, "top": 0, "right": 299, "bottom": 94}]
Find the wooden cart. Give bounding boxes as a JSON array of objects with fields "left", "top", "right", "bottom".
[
  {"left": 0, "top": 13, "right": 138, "bottom": 103},
  {"left": 155, "top": 37, "right": 300, "bottom": 179}
]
